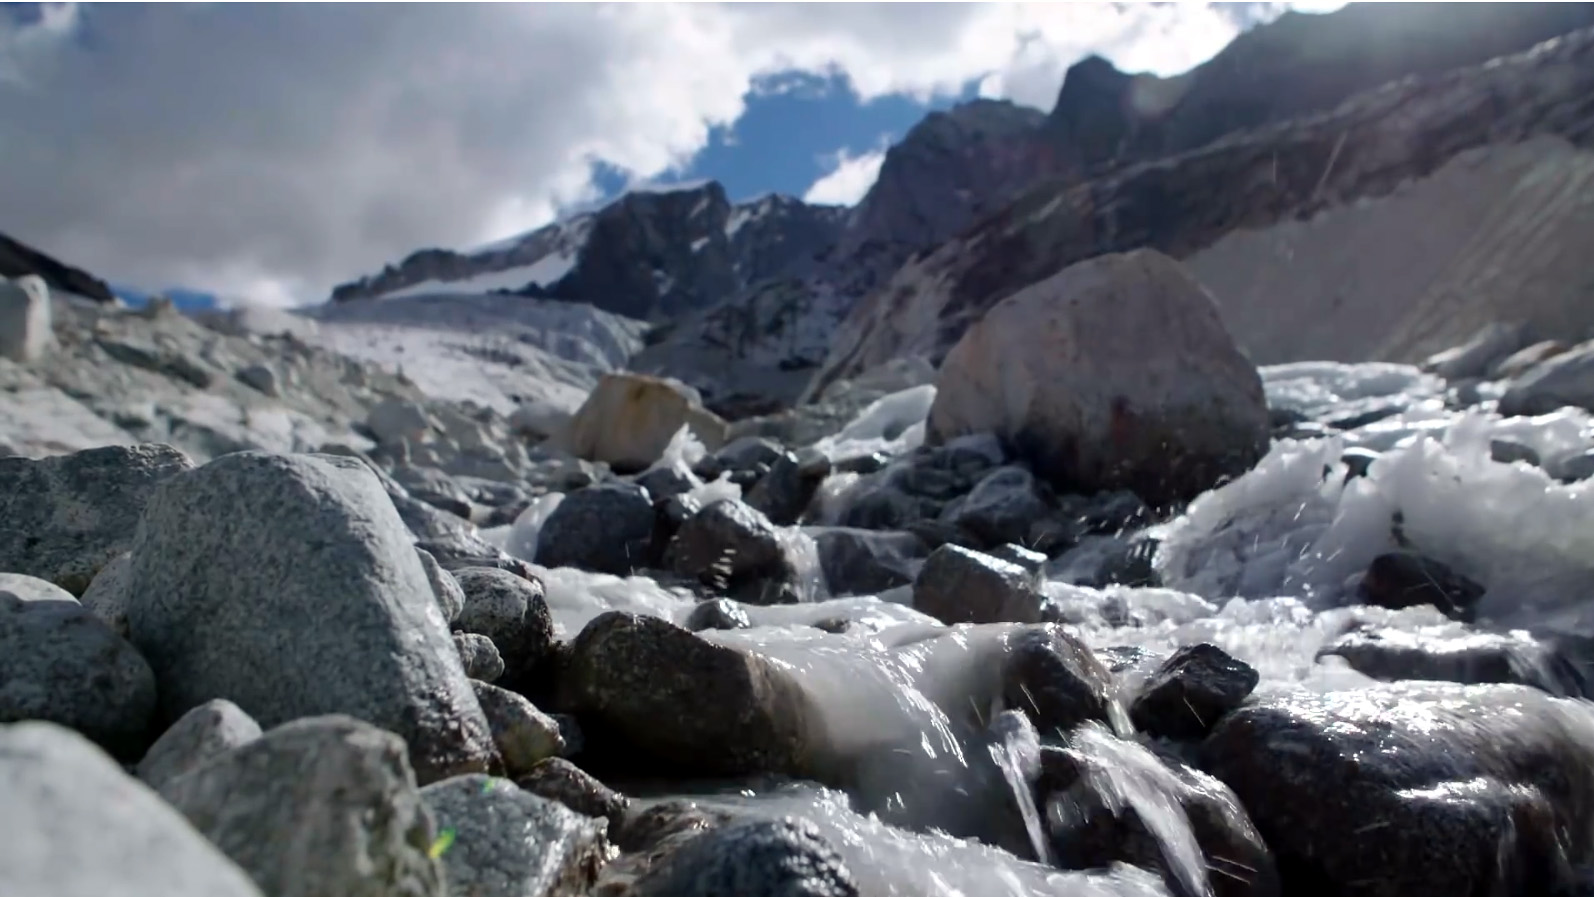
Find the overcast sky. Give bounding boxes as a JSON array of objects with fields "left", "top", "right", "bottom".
[{"left": 0, "top": 2, "right": 1342, "bottom": 306}]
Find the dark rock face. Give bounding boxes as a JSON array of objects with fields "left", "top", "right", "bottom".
[
  {"left": 628, "top": 817, "right": 859, "bottom": 897},
  {"left": 1130, "top": 643, "right": 1260, "bottom": 740},
  {"left": 812, "top": 22, "right": 1594, "bottom": 394},
  {"left": 1000, "top": 625, "right": 1116, "bottom": 738},
  {"left": 1358, "top": 552, "right": 1485, "bottom": 621},
  {"left": 810, "top": 527, "right": 926, "bottom": 596},
  {"left": 330, "top": 184, "right": 846, "bottom": 323},
  {"left": 534, "top": 482, "right": 656, "bottom": 575},
  {"left": 1200, "top": 683, "right": 1594, "bottom": 897},
  {"left": 1318, "top": 626, "right": 1589, "bottom": 698},
  {"left": 0, "top": 230, "right": 116, "bottom": 303},
  {"left": 558, "top": 612, "right": 818, "bottom": 779},
  {"left": 0, "top": 444, "right": 194, "bottom": 596},
  {"left": 515, "top": 757, "right": 630, "bottom": 834}
]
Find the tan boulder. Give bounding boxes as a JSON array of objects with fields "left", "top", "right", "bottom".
[
  {"left": 557, "top": 372, "right": 727, "bottom": 472},
  {"left": 926, "top": 249, "right": 1268, "bottom": 506}
]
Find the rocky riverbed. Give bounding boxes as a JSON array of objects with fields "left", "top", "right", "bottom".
[{"left": 8, "top": 240, "right": 1594, "bottom": 897}]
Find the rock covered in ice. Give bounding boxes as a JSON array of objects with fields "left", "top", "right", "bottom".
[
  {"left": 159, "top": 715, "right": 447, "bottom": 897},
  {"left": 0, "top": 443, "right": 194, "bottom": 595},
  {"left": 558, "top": 372, "right": 728, "bottom": 472},
  {"left": 0, "top": 274, "right": 54, "bottom": 362},
  {"left": 927, "top": 250, "right": 1269, "bottom": 506},
  {"left": 122, "top": 451, "right": 496, "bottom": 784},
  {"left": 0, "top": 721, "right": 265, "bottom": 897}
]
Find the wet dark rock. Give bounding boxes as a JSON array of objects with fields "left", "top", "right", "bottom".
[
  {"left": 811, "top": 527, "right": 926, "bottom": 596},
  {"left": 946, "top": 466, "right": 1052, "bottom": 548},
  {"left": 516, "top": 757, "right": 630, "bottom": 833},
  {"left": 1358, "top": 551, "right": 1485, "bottom": 622},
  {"left": 419, "top": 774, "right": 608, "bottom": 897},
  {"left": 1490, "top": 438, "right": 1541, "bottom": 466},
  {"left": 123, "top": 452, "right": 495, "bottom": 785},
  {"left": 1318, "top": 626, "right": 1588, "bottom": 698},
  {"left": 160, "top": 715, "right": 448, "bottom": 897},
  {"left": 1340, "top": 447, "right": 1380, "bottom": 480},
  {"left": 833, "top": 452, "right": 889, "bottom": 475},
  {"left": 1201, "top": 683, "right": 1594, "bottom": 897},
  {"left": 450, "top": 567, "right": 557, "bottom": 695},
  {"left": 535, "top": 482, "right": 656, "bottom": 575},
  {"left": 135, "top": 699, "right": 263, "bottom": 791},
  {"left": 0, "top": 443, "right": 194, "bottom": 595},
  {"left": 747, "top": 450, "right": 819, "bottom": 526},
  {"left": 836, "top": 482, "right": 938, "bottom": 531},
  {"left": 1001, "top": 625, "right": 1115, "bottom": 737},
  {"left": 637, "top": 462, "right": 698, "bottom": 502},
  {"left": 558, "top": 612, "right": 818, "bottom": 778},
  {"left": 1096, "top": 644, "right": 1163, "bottom": 675},
  {"left": 1130, "top": 643, "right": 1259, "bottom": 740},
  {"left": 453, "top": 632, "right": 506, "bottom": 682},
  {"left": 988, "top": 542, "right": 1047, "bottom": 574},
  {"left": 0, "top": 590, "right": 158, "bottom": 760},
  {"left": 471, "top": 681, "right": 565, "bottom": 777},
  {"left": 628, "top": 817, "right": 859, "bottom": 897},
  {"left": 1045, "top": 728, "right": 1279, "bottom": 897},
  {"left": 684, "top": 598, "right": 752, "bottom": 632},
  {"left": 913, "top": 544, "right": 1046, "bottom": 625},
  {"left": 666, "top": 498, "right": 804, "bottom": 605}
]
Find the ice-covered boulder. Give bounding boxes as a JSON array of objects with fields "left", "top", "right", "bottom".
[
  {"left": 0, "top": 274, "right": 54, "bottom": 362},
  {"left": 122, "top": 451, "right": 496, "bottom": 784},
  {"left": 926, "top": 249, "right": 1269, "bottom": 505},
  {"left": 558, "top": 372, "right": 727, "bottom": 472}
]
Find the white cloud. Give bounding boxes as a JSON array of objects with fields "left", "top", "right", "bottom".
[
  {"left": 804, "top": 146, "right": 888, "bottom": 206},
  {"left": 0, "top": 2, "right": 1340, "bottom": 305}
]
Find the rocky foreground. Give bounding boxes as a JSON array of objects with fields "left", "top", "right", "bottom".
[{"left": 8, "top": 237, "right": 1594, "bottom": 897}]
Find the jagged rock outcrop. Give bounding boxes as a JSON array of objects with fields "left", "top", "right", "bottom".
[
  {"left": 809, "top": 23, "right": 1594, "bottom": 396},
  {"left": 0, "top": 231, "right": 116, "bottom": 303},
  {"left": 329, "top": 184, "right": 847, "bottom": 322}
]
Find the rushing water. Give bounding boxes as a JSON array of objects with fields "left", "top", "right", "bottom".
[{"left": 500, "top": 363, "right": 1594, "bottom": 896}]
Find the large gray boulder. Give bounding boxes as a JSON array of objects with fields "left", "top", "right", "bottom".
[
  {"left": 0, "top": 443, "right": 194, "bottom": 595},
  {"left": 0, "top": 721, "right": 264, "bottom": 897},
  {"left": 160, "top": 715, "right": 447, "bottom": 897},
  {"left": 419, "top": 774, "right": 609, "bottom": 897},
  {"left": 122, "top": 451, "right": 496, "bottom": 783},
  {"left": 1201, "top": 682, "right": 1594, "bottom": 896},
  {"left": 0, "top": 590, "right": 158, "bottom": 759},
  {"left": 926, "top": 249, "right": 1269, "bottom": 506}
]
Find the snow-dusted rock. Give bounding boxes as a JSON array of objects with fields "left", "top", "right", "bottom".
[
  {"left": 0, "top": 721, "right": 264, "bottom": 897},
  {"left": 1420, "top": 321, "right": 1533, "bottom": 381},
  {"left": 0, "top": 443, "right": 194, "bottom": 595},
  {"left": 1499, "top": 339, "right": 1594, "bottom": 416},
  {"left": 0, "top": 274, "right": 53, "bottom": 362},
  {"left": 0, "top": 589, "right": 158, "bottom": 759},
  {"left": 926, "top": 250, "right": 1269, "bottom": 505},
  {"left": 558, "top": 372, "right": 728, "bottom": 472},
  {"left": 122, "top": 451, "right": 496, "bottom": 784},
  {"left": 159, "top": 715, "right": 447, "bottom": 897}
]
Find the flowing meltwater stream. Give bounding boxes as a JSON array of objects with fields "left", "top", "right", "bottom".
[{"left": 478, "top": 363, "right": 1594, "bottom": 897}]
